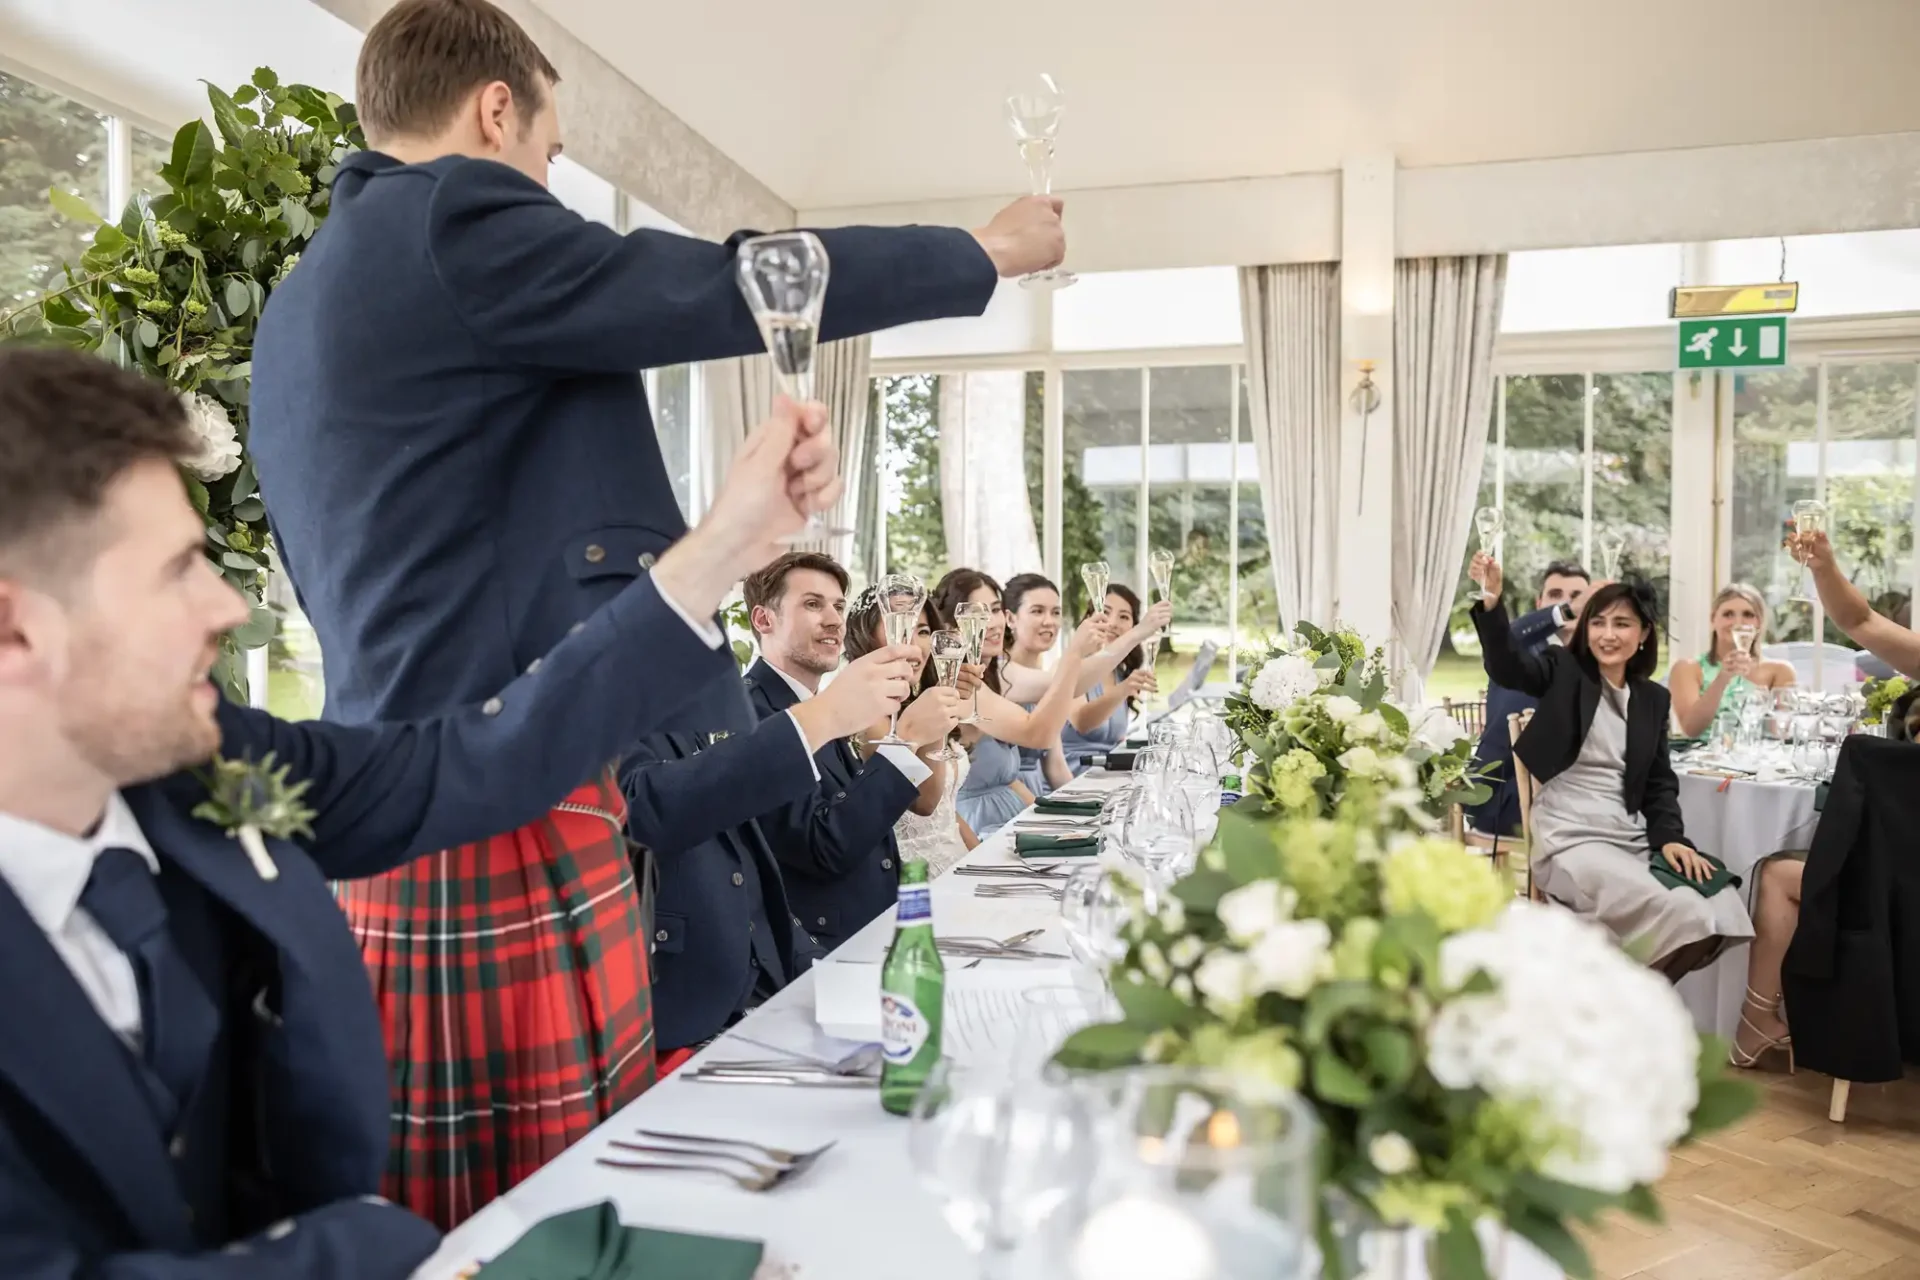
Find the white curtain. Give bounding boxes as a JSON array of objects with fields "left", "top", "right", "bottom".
[
  {"left": 938, "top": 371, "right": 1043, "bottom": 583},
  {"left": 1391, "top": 255, "right": 1507, "bottom": 706},
  {"left": 1239, "top": 263, "right": 1342, "bottom": 633},
  {"left": 698, "top": 336, "right": 873, "bottom": 567}
]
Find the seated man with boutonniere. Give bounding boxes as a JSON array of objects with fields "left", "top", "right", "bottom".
[{"left": 0, "top": 348, "right": 909, "bottom": 1278}]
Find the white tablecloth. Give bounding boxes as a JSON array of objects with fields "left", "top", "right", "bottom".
[
  {"left": 413, "top": 773, "right": 1563, "bottom": 1280},
  {"left": 1673, "top": 769, "right": 1820, "bottom": 1040}
]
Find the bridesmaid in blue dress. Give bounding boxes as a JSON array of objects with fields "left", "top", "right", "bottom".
[
  {"left": 1062, "top": 584, "right": 1161, "bottom": 774},
  {"left": 1003, "top": 573, "right": 1079, "bottom": 798}
]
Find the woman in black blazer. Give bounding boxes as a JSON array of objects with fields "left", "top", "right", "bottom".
[{"left": 1470, "top": 553, "right": 1755, "bottom": 981}]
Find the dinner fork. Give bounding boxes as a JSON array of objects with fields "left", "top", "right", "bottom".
[
  {"left": 633, "top": 1131, "right": 837, "bottom": 1171},
  {"left": 593, "top": 1155, "right": 789, "bottom": 1191}
]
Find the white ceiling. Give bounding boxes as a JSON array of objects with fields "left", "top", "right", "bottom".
[{"left": 536, "top": 0, "right": 1920, "bottom": 210}]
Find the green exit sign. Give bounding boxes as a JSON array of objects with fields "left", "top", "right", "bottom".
[{"left": 1677, "top": 315, "right": 1788, "bottom": 369}]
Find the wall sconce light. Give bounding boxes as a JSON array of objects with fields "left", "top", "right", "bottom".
[{"left": 1351, "top": 360, "right": 1381, "bottom": 514}]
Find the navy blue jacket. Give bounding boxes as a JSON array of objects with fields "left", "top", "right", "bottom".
[
  {"left": 620, "top": 716, "right": 828, "bottom": 1051},
  {"left": 250, "top": 152, "right": 997, "bottom": 742},
  {"left": 0, "top": 574, "right": 730, "bottom": 1279},
  {"left": 744, "top": 663, "right": 919, "bottom": 948},
  {"left": 1466, "top": 604, "right": 1563, "bottom": 836}
]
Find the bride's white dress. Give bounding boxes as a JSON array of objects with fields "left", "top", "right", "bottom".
[{"left": 896, "top": 751, "right": 971, "bottom": 879}]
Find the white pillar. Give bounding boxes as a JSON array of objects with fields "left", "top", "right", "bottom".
[
  {"left": 1334, "top": 154, "right": 1397, "bottom": 647},
  {"left": 1668, "top": 242, "right": 1717, "bottom": 662}
]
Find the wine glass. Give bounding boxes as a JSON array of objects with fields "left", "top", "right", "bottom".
[
  {"left": 1473, "top": 505, "right": 1505, "bottom": 559},
  {"left": 1731, "top": 623, "right": 1758, "bottom": 658},
  {"left": 1790, "top": 499, "right": 1827, "bottom": 604},
  {"left": 1011, "top": 984, "right": 1121, "bottom": 1079},
  {"left": 1138, "top": 634, "right": 1163, "bottom": 708},
  {"left": 734, "top": 232, "right": 848, "bottom": 542},
  {"left": 1148, "top": 548, "right": 1176, "bottom": 606},
  {"left": 930, "top": 629, "right": 968, "bottom": 761},
  {"left": 1005, "top": 75, "right": 1075, "bottom": 291},
  {"left": 910, "top": 1058, "right": 1098, "bottom": 1279},
  {"left": 874, "top": 574, "right": 927, "bottom": 745},
  {"left": 1595, "top": 530, "right": 1627, "bottom": 582},
  {"left": 955, "top": 601, "right": 994, "bottom": 725},
  {"left": 1079, "top": 560, "right": 1111, "bottom": 620},
  {"left": 1116, "top": 779, "right": 1195, "bottom": 910},
  {"left": 1059, "top": 864, "right": 1129, "bottom": 979}
]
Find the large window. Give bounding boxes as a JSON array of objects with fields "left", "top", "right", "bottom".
[
  {"left": 648, "top": 364, "right": 695, "bottom": 521},
  {"left": 1, "top": 71, "right": 111, "bottom": 306}
]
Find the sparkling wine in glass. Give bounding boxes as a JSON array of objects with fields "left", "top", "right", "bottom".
[
  {"left": 1079, "top": 560, "right": 1110, "bottom": 620},
  {"left": 955, "top": 602, "right": 993, "bottom": 725},
  {"left": 1005, "top": 74, "right": 1075, "bottom": 291},
  {"left": 1790, "top": 499, "right": 1827, "bottom": 605},
  {"left": 1469, "top": 505, "right": 1504, "bottom": 603},
  {"left": 875, "top": 574, "right": 927, "bottom": 745},
  {"left": 1731, "top": 624, "right": 1758, "bottom": 658},
  {"left": 1596, "top": 530, "right": 1626, "bottom": 582},
  {"left": 1148, "top": 548, "right": 1176, "bottom": 605},
  {"left": 930, "top": 629, "right": 967, "bottom": 762},
  {"left": 735, "top": 231, "right": 849, "bottom": 543},
  {"left": 1138, "top": 633, "right": 1163, "bottom": 706}
]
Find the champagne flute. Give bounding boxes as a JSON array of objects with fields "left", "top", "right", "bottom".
[
  {"left": 1595, "top": 530, "right": 1626, "bottom": 583},
  {"left": 1790, "top": 499, "right": 1827, "bottom": 605},
  {"left": 1468, "top": 505, "right": 1504, "bottom": 605},
  {"left": 1138, "top": 633, "right": 1163, "bottom": 707},
  {"left": 1731, "top": 623, "right": 1758, "bottom": 658},
  {"left": 930, "top": 629, "right": 967, "bottom": 762},
  {"left": 1004, "top": 75, "right": 1076, "bottom": 291},
  {"left": 1079, "top": 560, "right": 1110, "bottom": 622},
  {"left": 955, "top": 601, "right": 994, "bottom": 725},
  {"left": 875, "top": 574, "right": 927, "bottom": 745},
  {"left": 1148, "top": 548, "right": 1176, "bottom": 605},
  {"left": 735, "top": 232, "right": 849, "bottom": 543}
]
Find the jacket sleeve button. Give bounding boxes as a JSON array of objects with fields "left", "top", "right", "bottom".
[
  {"left": 584, "top": 544, "right": 606, "bottom": 563},
  {"left": 482, "top": 696, "right": 504, "bottom": 716}
]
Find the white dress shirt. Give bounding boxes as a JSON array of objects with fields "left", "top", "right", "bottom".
[
  {"left": 0, "top": 793, "right": 159, "bottom": 1050},
  {"left": 756, "top": 659, "right": 933, "bottom": 787}
]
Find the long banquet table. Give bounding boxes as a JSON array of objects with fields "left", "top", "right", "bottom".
[{"left": 413, "top": 771, "right": 1563, "bottom": 1280}]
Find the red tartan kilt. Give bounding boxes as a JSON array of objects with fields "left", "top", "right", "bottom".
[{"left": 332, "top": 771, "right": 658, "bottom": 1230}]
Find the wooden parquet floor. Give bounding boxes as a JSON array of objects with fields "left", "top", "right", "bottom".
[{"left": 1578, "top": 1066, "right": 1920, "bottom": 1280}]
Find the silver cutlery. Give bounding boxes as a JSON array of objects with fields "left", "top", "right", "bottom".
[
  {"left": 708, "top": 1044, "right": 882, "bottom": 1076},
  {"left": 597, "top": 1136, "right": 833, "bottom": 1189},
  {"left": 680, "top": 1068, "right": 877, "bottom": 1088},
  {"left": 723, "top": 1036, "right": 879, "bottom": 1072},
  {"left": 594, "top": 1156, "right": 791, "bottom": 1190},
  {"left": 636, "top": 1131, "right": 838, "bottom": 1171}
]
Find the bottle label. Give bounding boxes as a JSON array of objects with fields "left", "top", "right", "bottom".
[
  {"left": 880, "top": 992, "right": 930, "bottom": 1064},
  {"left": 896, "top": 885, "right": 932, "bottom": 925}
]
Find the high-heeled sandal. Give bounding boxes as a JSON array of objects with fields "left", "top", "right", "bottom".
[{"left": 1729, "top": 985, "right": 1794, "bottom": 1071}]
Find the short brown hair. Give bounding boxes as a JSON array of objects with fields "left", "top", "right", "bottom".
[
  {"left": 356, "top": 0, "right": 559, "bottom": 142},
  {"left": 742, "top": 552, "right": 849, "bottom": 616},
  {"left": 0, "top": 345, "right": 193, "bottom": 577}
]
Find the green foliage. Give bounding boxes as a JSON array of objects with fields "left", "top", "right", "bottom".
[
  {"left": 1862, "top": 674, "right": 1911, "bottom": 725},
  {"left": 878, "top": 374, "right": 947, "bottom": 580},
  {"left": 0, "top": 72, "right": 112, "bottom": 306},
  {"left": 1, "top": 71, "right": 363, "bottom": 699}
]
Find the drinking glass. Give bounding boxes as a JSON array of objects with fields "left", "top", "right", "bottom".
[
  {"left": 1731, "top": 623, "right": 1758, "bottom": 657},
  {"left": 910, "top": 1058, "right": 1098, "bottom": 1279},
  {"left": 1011, "top": 984, "right": 1121, "bottom": 1079},
  {"left": 1473, "top": 505, "right": 1505, "bottom": 559},
  {"left": 1192, "top": 714, "right": 1237, "bottom": 779},
  {"left": 734, "top": 232, "right": 848, "bottom": 542},
  {"left": 875, "top": 574, "right": 927, "bottom": 745},
  {"left": 1765, "top": 689, "right": 1796, "bottom": 751},
  {"left": 1790, "top": 499, "right": 1827, "bottom": 604},
  {"left": 1116, "top": 779, "right": 1196, "bottom": 909},
  {"left": 1068, "top": 1066, "right": 1318, "bottom": 1280},
  {"left": 1148, "top": 548, "right": 1176, "bottom": 605},
  {"left": 1005, "top": 75, "right": 1076, "bottom": 291},
  {"left": 931, "top": 629, "right": 968, "bottom": 761},
  {"left": 1079, "top": 560, "right": 1111, "bottom": 619},
  {"left": 1595, "top": 530, "right": 1627, "bottom": 582},
  {"left": 1138, "top": 634, "right": 1163, "bottom": 707},
  {"left": 1059, "top": 864, "right": 1129, "bottom": 979},
  {"left": 956, "top": 601, "right": 995, "bottom": 724}
]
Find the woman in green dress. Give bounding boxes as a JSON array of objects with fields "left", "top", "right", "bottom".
[{"left": 1669, "top": 583, "right": 1797, "bottom": 742}]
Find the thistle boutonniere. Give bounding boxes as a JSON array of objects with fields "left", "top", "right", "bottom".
[{"left": 190, "top": 753, "right": 316, "bottom": 881}]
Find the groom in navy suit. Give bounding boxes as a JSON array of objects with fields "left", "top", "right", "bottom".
[{"left": 0, "top": 348, "right": 915, "bottom": 1278}]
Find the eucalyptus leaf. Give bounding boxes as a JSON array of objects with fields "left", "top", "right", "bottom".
[
  {"left": 1433, "top": 1213, "right": 1491, "bottom": 1280},
  {"left": 1684, "top": 1077, "right": 1757, "bottom": 1140},
  {"left": 1303, "top": 981, "right": 1378, "bottom": 1045},
  {"left": 232, "top": 497, "right": 267, "bottom": 523},
  {"left": 1170, "top": 868, "right": 1237, "bottom": 913},
  {"left": 221, "top": 550, "right": 263, "bottom": 572},
  {"left": 1311, "top": 1046, "right": 1372, "bottom": 1107},
  {"left": 1110, "top": 977, "right": 1195, "bottom": 1032},
  {"left": 135, "top": 318, "right": 160, "bottom": 350},
  {"left": 1360, "top": 1026, "right": 1415, "bottom": 1088},
  {"left": 1619, "top": 1184, "right": 1663, "bottom": 1225},
  {"left": 1509, "top": 1209, "right": 1595, "bottom": 1280},
  {"left": 1053, "top": 1022, "right": 1152, "bottom": 1070},
  {"left": 225, "top": 278, "right": 252, "bottom": 317},
  {"left": 1512, "top": 1172, "right": 1615, "bottom": 1222}
]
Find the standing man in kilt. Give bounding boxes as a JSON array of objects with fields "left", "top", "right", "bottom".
[{"left": 247, "top": 0, "right": 1067, "bottom": 1230}]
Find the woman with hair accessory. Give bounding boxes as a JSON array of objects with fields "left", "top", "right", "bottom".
[
  {"left": 1061, "top": 583, "right": 1159, "bottom": 774},
  {"left": 1669, "top": 583, "right": 1797, "bottom": 741},
  {"left": 926, "top": 568, "right": 1110, "bottom": 838},
  {"left": 1471, "top": 552, "right": 1755, "bottom": 981}
]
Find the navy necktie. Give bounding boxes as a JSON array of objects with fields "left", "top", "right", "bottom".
[{"left": 79, "top": 847, "right": 220, "bottom": 1127}]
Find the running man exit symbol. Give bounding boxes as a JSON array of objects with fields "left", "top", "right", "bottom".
[{"left": 1678, "top": 316, "right": 1788, "bottom": 369}]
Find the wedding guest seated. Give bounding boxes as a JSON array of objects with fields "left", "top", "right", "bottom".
[
  {"left": 1466, "top": 559, "right": 1592, "bottom": 837},
  {"left": 742, "top": 553, "right": 961, "bottom": 948},
  {"left": 1730, "top": 855, "right": 1804, "bottom": 1069},
  {"left": 843, "top": 592, "right": 975, "bottom": 878},
  {"left": 1669, "top": 584, "right": 1796, "bottom": 741},
  {"left": 1062, "top": 584, "right": 1159, "bottom": 774},
  {"left": 0, "top": 349, "right": 811, "bottom": 1276},
  {"left": 619, "top": 644, "right": 916, "bottom": 1055},
  {"left": 1002, "top": 574, "right": 1080, "bottom": 798},
  {"left": 1470, "top": 552, "right": 1754, "bottom": 981}
]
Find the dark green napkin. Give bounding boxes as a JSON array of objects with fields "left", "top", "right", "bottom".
[
  {"left": 1015, "top": 832, "right": 1099, "bottom": 857},
  {"left": 1649, "top": 849, "right": 1742, "bottom": 899},
  {"left": 1814, "top": 781, "right": 1830, "bottom": 813},
  {"left": 1035, "top": 796, "right": 1103, "bottom": 815},
  {"left": 475, "top": 1201, "right": 763, "bottom": 1280}
]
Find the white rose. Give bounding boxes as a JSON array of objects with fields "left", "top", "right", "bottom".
[
  {"left": 1350, "top": 711, "right": 1386, "bottom": 741},
  {"left": 1322, "top": 695, "right": 1362, "bottom": 723},
  {"left": 1414, "top": 708, "right": 1469, "bottom": 752},
  {"left": 1192, "top": 950, "right": 1256, "bottom": 1014},
  {"left": 1337, "top": 745, "right": 1382, "bottom": 777},
  {"left": 1368, "top": 1132, "right": 1417, "bottom": 1175},
  {"left": 179, "top": 392, "right": 242, "bottom": 481},
  {"left": 1139, "top": 941, "right": 1172, "bottom": 983},
  {"left": 1168, "top": 936, "right": 1205, "bottom": 969},
  {"left": 1247, "top": 919, "right": 1333, "bottom": 999},
  {"left": 1157, "top": 898, "right": 1187, "bottom": 934},
  {"left": 1216, "top": 879, "right": 1294, "bottom": 943}
]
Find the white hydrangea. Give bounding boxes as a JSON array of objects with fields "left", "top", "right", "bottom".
[
  {"left": 1427, "top": 902, "right": 1700, "bottom": 1194},
  {"left": 1246, "top": 918, "right": 1333, "bottom": 999},
  {"left": 1250, "top": 655, "right": 1320, "bottom": 711},
  {"left": 1414, "top": 707, "right": 1469, "bottom": 752},
  {"left": 1216, "top": 879, "right": 1296, "bottom": 943},
  {"left": 1322, "top": 695, "right": 1362, "bottom": 723},
  {"left": 1192, "top": 950, "right": 1257, "bottom": 1014},
  {"left": 179, "top": 391, "right": 242, "bottom": 481},
  {"left": 1350, "top": 710, "right": 1387, "bottom": 742}
]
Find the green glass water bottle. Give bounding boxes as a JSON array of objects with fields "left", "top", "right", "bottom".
[{"left": 879, "top": 854, "right": 945, "bottom": 1115}]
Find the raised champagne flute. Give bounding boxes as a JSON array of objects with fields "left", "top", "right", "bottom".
[
  {"left": 1731, "top": 623, "right": 1758, "bottom": 659},
  {"left": 1079, "top": 560, "right": 1110, "bottom": 621},
  {"left": 1595, "top": 530, "right": 1626, "bottom": 583},
  {"left": 1005, "top": 75, "right": 1075, "bottom": 291},
  {"left": 735, "top": 231, "right": 849, "bottom": 542},
  {"left": 929, "top": 629, "right": 967, "bottom": 762},
  {"left": 1468, "top": 505, "right": 1504, "bottom": 605},
  {"left": 955, "top": 601, "right": 993, "bottom": 725},
  {"left": 1148, "top": 548, "right": 1176, "bottom": 606},
  {"left": 1790, "top": 499, "right": 1827, "bottom": 605},
  {"left": 1139, "top": 633, "right": 1163, "bottom": 709},
  {"left": 875, "top": 573, "right": 927, "bottom": 745}
]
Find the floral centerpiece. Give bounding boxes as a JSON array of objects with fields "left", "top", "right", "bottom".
[
  {"left": 1226, "top": 623, "right": 1491, "bottom": 827},
  {"left": 1861, "top": 674, "right": 1910, "bottom": 728},
  {"left": 1058, "top": 795, "right": 1755, "bottom": 1278},
  {"left": 1, "top": 70, "right": 363, "bottom": 700}
]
